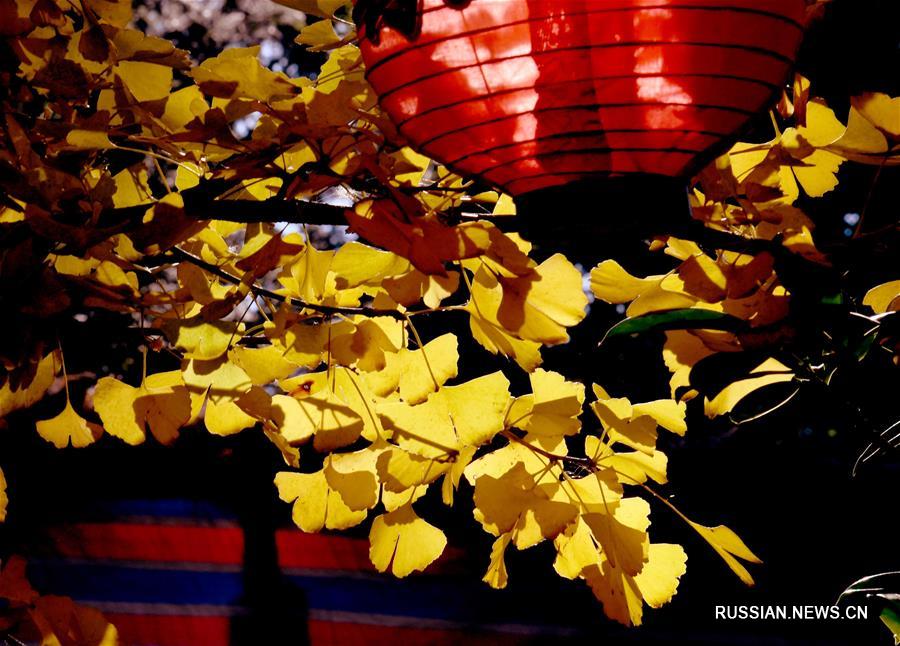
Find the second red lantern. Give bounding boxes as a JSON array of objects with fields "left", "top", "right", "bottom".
[{"left": 359, "top": 0, "right": 807, "bottom": 196}]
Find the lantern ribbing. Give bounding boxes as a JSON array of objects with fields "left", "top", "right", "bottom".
[{"left": 359, "top": 0, "right": 807, "bottom": 197}]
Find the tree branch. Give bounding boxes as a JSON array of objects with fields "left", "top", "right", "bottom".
[{"left": 167, "top": 247, "right": 408, "bottom": 321}]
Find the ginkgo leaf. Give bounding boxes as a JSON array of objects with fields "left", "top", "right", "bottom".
[
  {"left": 441, "top": 445, "right": 476, "bottom": 506},
  {"left": 324, "top": 445, "right": 385, "bottom": 512},
  {"left": 473, "top": 462, "right": 577, "bottom": 549},
  {"left": 347, "top": 198, "right": 493, "bottom": 275},
  {"left": 191, "top": 46, "right": 297, "bottom": 103},
  {"left": 554, "top": 517, "right": 602, "bottom": 580},
  {"left": 864, "top": 281, "right": 900, "bottom": 314},
  {"left": 586, "top": 436, "right": 669, "bottom": 486},
  {"left": 679, "top": 254, "right": 727, "bottom": 302},
  {"left": 631, "top": 399, "right": 687, "bottom": 436},
  {"left": 331, "top": 242, "right": 409, "bottom": 289},
  {"left": 380, "top": 372, "right": 511, "bottom": 458},
  {"left": 509, "top": 369, "right": 585, "bottom": 437},
  {"left": 296, "top": 20, "right": 343, "bottom": 51},
  {"left": 591, "top": 261, "right": 660, "bottom": 304},
  {"left": 483, "top": 533, "right": 512, "bottom": 589},
  {"left": 228, "top": 345, "right": 299, "bottom": 385},
  {"left": 368, "top": 505, "right": 447, "bottom": 578},
  {"left": 30, "top": 594, "right": 120, "bottom": 646},
  {"left": 634, "top": 543, "right": 688, "bottom": 609},
  {"left": 115, "top": 60, "right": 173, "bottom": 102},
  {"left": 275, "top": 469, "right": 367, "bottom": 532},
  {"left": 495, "top": 254, "right": 588, "bottom": 345},
  {"left": 583, "top": 497, "right": 651, "bottom": 577},
  {"left": 468, "top": 311, "right": 543, "bottom": 372},
  {"left": 591, "top": 390, "right": 657, "bottom": 455},
  {"left": 0, "top": 353, "right": 57, "bottom": 418},
  {"left": 397, "top": 333, "right": 459, "bottom": 404},
  {"left": 35, "top": 400, "right": 103, "bottom": 449},
  {"left": 274, "top": 0, "right": 348, "bottom": 18},
  {"left": 65, "top": 129, "right": 115, "bottom": 150},
  {"left": 163, "top": 318, "right": 237, "bottom": 360},
  {"left": 853, "top": 93, "right": 900, "bottom": 138},
  {"left": 704, "top": 357, "right": 794, "bottom": 418},
  {"left": 585, "top": 539, "right": 687, "bottom": 627},
  {"left": 331, "top": 317, "right": 402, "bottom": 372},
  {"left": 687, "top": 522, "right": 762, "bottom": 585},
  {"left": 376, "top": 446, "right": 449, "bottom": 493},
  {"left": 94, "top": 371, "right": 192, "bottom": 445},
  {"left": 271, "top": 390, "right": 364, "bottom": 451}
]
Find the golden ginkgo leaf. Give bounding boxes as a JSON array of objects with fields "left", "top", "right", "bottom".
[
  {"left": 508, "top": 368, "right": 585, "bottom": 437},
  {"left": 275, "top": 469, "right": 367, "bottom": 533},
  {"left": 94, "top": 371, "right": 192, "bottom": 445},
  {"left": 35, "top": 400, "right": 103, "bottom": 449},
  {"left": 368, "top": 505, "right": 447, "bottom": 578}
]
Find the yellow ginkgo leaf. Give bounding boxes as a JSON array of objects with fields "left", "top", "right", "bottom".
[
  {"left": 274, "top": 0, "right": 348, "bottom": 18},
  {"left": 330, "top": 317, "right": 402, "bottom": 372},
  {"left": 468, "top": 312, "right": 543, "bottom": 372},
  {"left": 631, "top": 399, "right": 687, "bottom": 436},
  {"left": 863, "top": 281, "right": 900, "bottom": 314},
  {"left": 483, "top": 533, "right": 512, "bottom": 589},
  {"left": 586, "top": 539, "right": 686, "bottom": 627},
  {"left": 634, "top": 543, "right": 688, "bottom": 609},
  {"left": 323, "top": 445, "right": 385, "bottom": 512},
  {"left": 376, "top": 446, "right": 448, "bottom": 493},
  {"left": 852, "top": 93, "right": 900, "bottom": 138},
  {"left": 509, "top": 369, "right": 585, "bottom": 437},
  {"left": 94, "top": 371, "right": 192, "bottom": 445},
  {"left": 586, "top": 436, "right": 669, "bottom": 486},
  {"left": 591, "top": 394, "right": 658, "bottom": 455},
  {"left": 583, "top": 497, "right": 650, "bottom": 578},
  {"left": 704, "top": 357, "right": 794, "bottom": 418},
  {"left": 590, "top": 260, "right": 660, "bottom": 304},
  {"left": 368, "top": 505, "right": 447, "bottom": 578},
  {"left": 383, "top": 270, "right": 460, "bottom": 309},
  {"left": 228, "top": 345, "right": 299, "bottom": 386},
  {"left": 272, "top": 390, "right": 364, "bottom": 451},
  {"left": 678, "top": 254, "right": 727, "bottom": 303},
  {"left": 331, "top": 242, "right": 409, "bottom": 289},
  {"left": 553, "top": 517, "right": 602, "bottom": 580},
  {"left": 275, "top": 469, "right": 367, "bottom": 532},
  {"left": 35, "top": 400, "right": 102, "bottom": 449},
  {"left": 115, "top": 60, "right": 173, "bottom": 103},
  {"left": 688, "top": 522, "right": 762, "bottom": 586},
  {"left": 65, "top": 130, "right": 115, "bottom": 150},
  {"left": 163, "top": 318, "right": 237, "bottom": 360},
  {"left": 0, "top": 353, "right": 57, "bottom": 419},
  {"left": 495, "top": 254, "right": 589, "bottom": 345},
  {"left": 473, "top": 462, "right": 577, "bottom": 549},
  {"left": 296, "top": 20, "right": 343, "bottom": 51},
  {"left": 397, "top": 333, "right": 459, "bottom": 405},
  {"left": 191, "top": 46, "right": 297, "bottom": 103},
  {"left": 380, "top": 372, "right": 511, "bottom": 458}
]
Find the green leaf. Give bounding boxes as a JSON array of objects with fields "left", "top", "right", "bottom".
[
  {"left": 881, "top": 605, "right": 900, "bottom": 645},
  {"left": 601, "top": 309, "right": 744, "bottom": 344}
]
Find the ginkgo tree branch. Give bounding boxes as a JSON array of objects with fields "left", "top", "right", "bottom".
[{"left": 167, "top": 247, "right": 409, "bottom": 321}]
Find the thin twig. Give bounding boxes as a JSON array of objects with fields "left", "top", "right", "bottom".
[{"left": 168, "top": 247, "right": 408, "bottom": 321}]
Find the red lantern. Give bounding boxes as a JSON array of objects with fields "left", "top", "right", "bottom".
[{"left": 358, "top": 0, "right": 807, "bottom": 197}]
